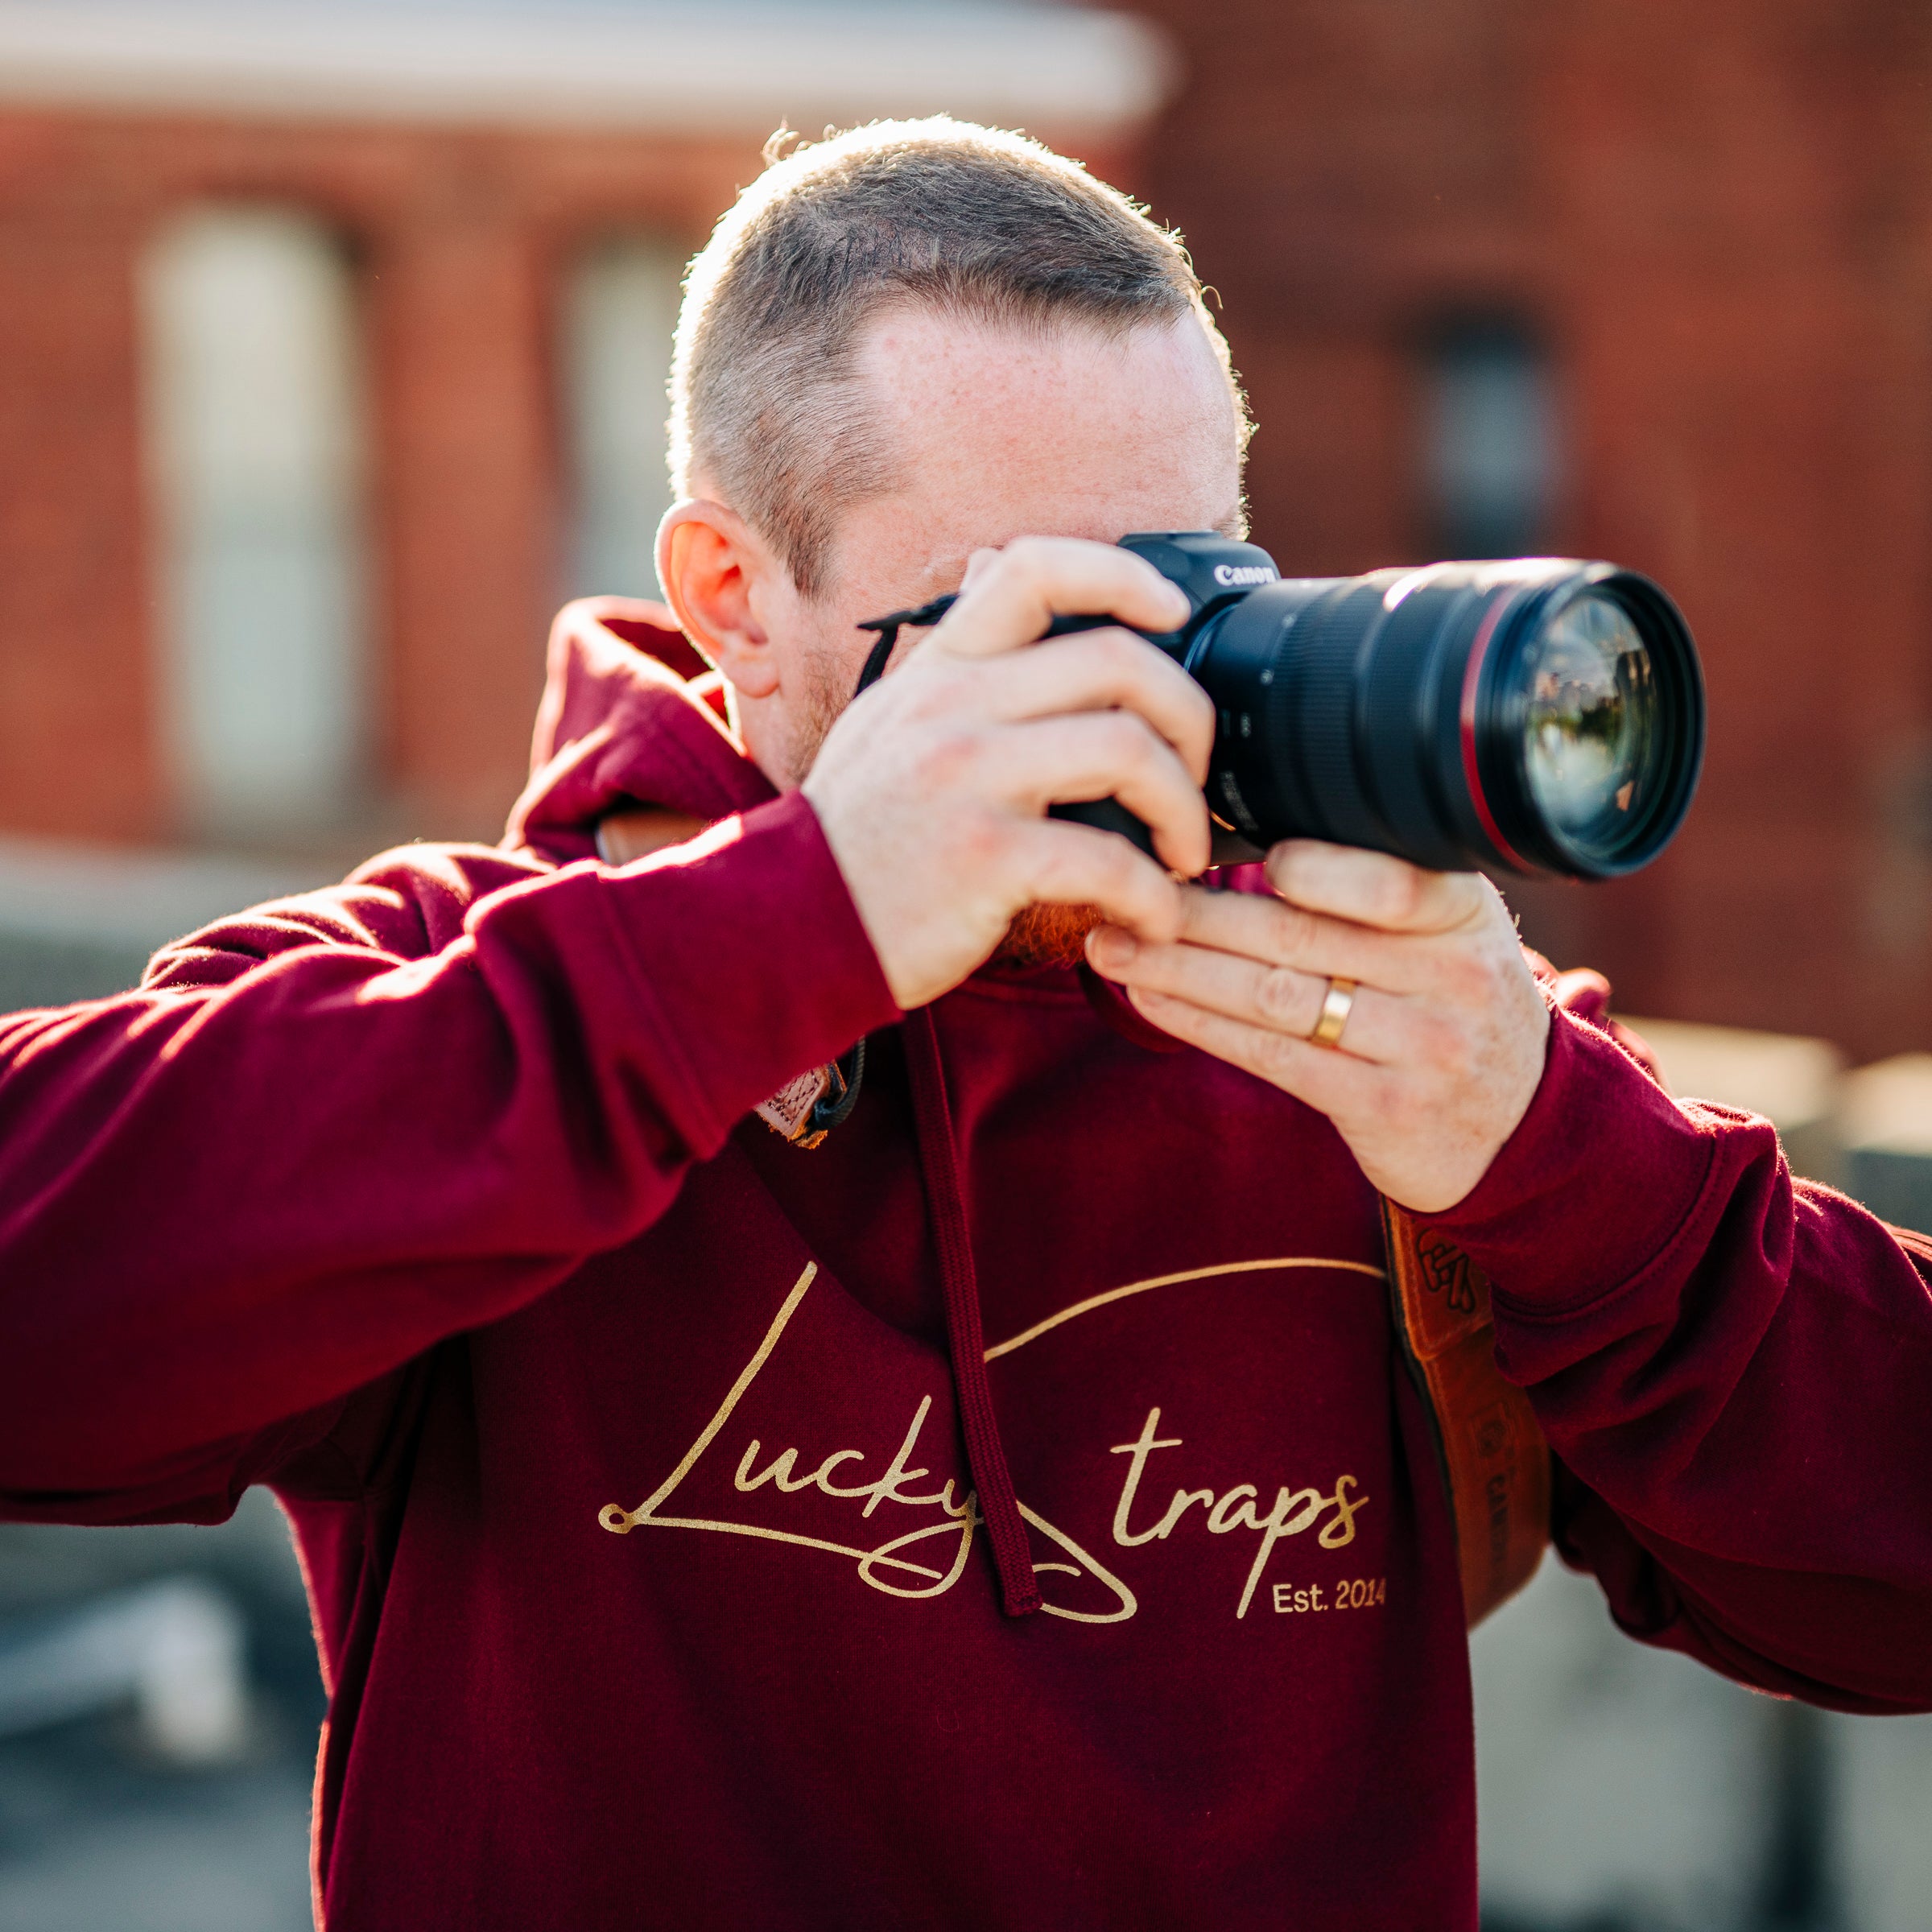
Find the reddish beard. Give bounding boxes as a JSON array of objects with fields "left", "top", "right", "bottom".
[{"left": 993, "top": 902, "right": 1104, "bottom": 969}]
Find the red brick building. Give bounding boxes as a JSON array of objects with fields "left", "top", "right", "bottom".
[{"left": 2, "top": 0, "right": 1929, "bottom": 1055}]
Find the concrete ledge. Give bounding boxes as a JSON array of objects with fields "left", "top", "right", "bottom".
[
  {"left": 1620, "top": 1021, "right": 1932, "bottom": 1234},
  {"left": 0, "top": 2, "right": 1177, "bottom": 138},
  {"left": 1616, "top": 1015, "right": 1846, "bottom": 1189},
  {"left": 1839, "top": 1055, "right": 1932, "bottom": 1232},
  {"left": 0, "top": 835, "right": 332, "bottom": 1007}
]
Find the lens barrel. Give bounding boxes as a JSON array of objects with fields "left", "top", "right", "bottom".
[{"left": 1183, "top": 559, "right": 1703, "bottom": 880}]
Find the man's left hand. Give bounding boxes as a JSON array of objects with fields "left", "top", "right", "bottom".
[{"left": 1084, "top": 840, "right": 1551, "bottom": 1213}]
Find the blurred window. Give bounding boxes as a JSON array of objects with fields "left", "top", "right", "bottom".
[
  {"left": 564, "top": 236, "right": 685, "bottom": 601},
  {"left": 1422, "top": 320, "right": 1558, "bottom": 559},
  {"left": 142, "top": 207, "right": 369, "bottom": 839}
]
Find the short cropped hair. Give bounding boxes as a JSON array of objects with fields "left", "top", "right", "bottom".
[{"left": 669, "top": 117, "right": 1249, "bottom": 597}]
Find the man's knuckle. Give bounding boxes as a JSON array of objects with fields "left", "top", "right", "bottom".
[
  {"left": 1256, "top": 966, "right": 1303, "bottom": 1026},
  {"left": 1110, "top": 716, "right": 1157, "bottom": 773},
  {"left": 1257, "top": 1030, "right": 1301, "bottom": 1080},
  {"left": 1378, "top": 868, "right": 1426, "bottom": 925},
  {"left": 1269, "top": 904, "right": 1319, "bottom": 964},
  {"left": 923, "top": 727, "right": 983, "bottom": 788},
  {"left": 1001, "top": 537, "right": 1056, "bottom": 585},
  {"left": 909, "top": 672, "right": 968, "bottom": 724},
  {"left": 1100, "top": 838, "right": 1143, "bottom": 897},
  {"left": 954, "top": 808, "right": 1006, "bottom": 869},
  {"left": 1455, "top": 943, "right": 1514, "bottom": 1008}
]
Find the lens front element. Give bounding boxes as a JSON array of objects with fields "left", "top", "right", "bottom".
[{"left": 1520, "top": 590, "right": 1657, "bottom": 866}]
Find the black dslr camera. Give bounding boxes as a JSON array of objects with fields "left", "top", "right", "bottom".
[{"left": 860, "top": 533, "right": 1704, "bottom": 881}]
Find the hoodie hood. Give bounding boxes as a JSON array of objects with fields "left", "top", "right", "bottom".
[
  {"left": 506, "top": 597, "right": 1195, "bottom": 1064},
  {"left": 504, "top": 598, "right": 775, "bottom": 863}
]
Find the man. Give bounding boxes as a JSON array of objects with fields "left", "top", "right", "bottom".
[{"left": 2, "top": 119, "right": 1928, "bottom": 1929}]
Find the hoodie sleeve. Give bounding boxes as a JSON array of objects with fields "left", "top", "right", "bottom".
[
  {"left": 0, "top": 791, "right": 898, "bottom": 1513},
  {"left": 1426, "top": 1001, "right": 1932, "bottom": 1714}
]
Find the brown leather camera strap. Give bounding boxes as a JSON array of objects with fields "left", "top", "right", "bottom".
[{"left": 1381, "top": 1199, "right": 1550, "bottom": 1627}]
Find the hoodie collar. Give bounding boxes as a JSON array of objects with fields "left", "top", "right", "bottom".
[
  {"left": 507, "top": 598, "right": 1166, "bottom": 1012},
  {"left": 503, "top": 597, "right": 778, "bottom": 865}
]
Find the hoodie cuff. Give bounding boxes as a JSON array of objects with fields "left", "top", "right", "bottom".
[
  {"left": 1420, "top": 1003, "right": 1716, "bottom": 1316},
  {"left": 593, "top": 790, "right": 901, "bottom": 1152}
]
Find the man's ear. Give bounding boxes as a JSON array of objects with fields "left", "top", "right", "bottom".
[{"left": 656, "top": 500, "right": 782, "bottom": 700}]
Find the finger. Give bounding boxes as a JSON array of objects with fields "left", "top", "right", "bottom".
[
  {"left": 982, "top": 714, "right": 1211, "bottom": 877},
  {"left": 935, "top": 536, "right": 1190, "bottom": 659},
  {"left": 970, "top": 630, "right": 1214, "bottom": 781},
  {"left": 1123, "top": 985, "right": 1375, "bottom": 1114},
  {"left": 959, "top": 547, "right": 1002, "bottom": 592},
  {"left": 1084, "top": 929, "right": 1397, "bottom": 1063},
  {"left": 1264, "top": 839, "right": 1489, "bottom": 935},
  {"left": 1007, "top": 818, "right": 1185, "bottom": 945},
  {"left": 1162, "top": 881, "right": 1435, "bottom": 993}
]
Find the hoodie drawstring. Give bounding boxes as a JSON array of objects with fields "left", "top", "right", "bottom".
[{"left": 901, "top": 1006, "right": 1042, "bottom": 1619}]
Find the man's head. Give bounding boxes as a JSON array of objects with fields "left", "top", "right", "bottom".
[{"left": 658, "top": 118, "right": 1253, "bottom": 800}]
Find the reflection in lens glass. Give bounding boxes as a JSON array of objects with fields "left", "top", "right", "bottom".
[{"left": 1521, "top": 592, "right": 1656, "bottom": 851}]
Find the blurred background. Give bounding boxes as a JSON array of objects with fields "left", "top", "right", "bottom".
[{"left": 0, "top": 1, "right": 1928, "bottom": 1926}]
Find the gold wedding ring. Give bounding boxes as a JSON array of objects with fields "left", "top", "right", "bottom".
[{"left": 1308, "top": 976, "right": 1357, "bottom": 1051}]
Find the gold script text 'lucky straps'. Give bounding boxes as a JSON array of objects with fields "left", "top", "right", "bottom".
[
  {"left": 598, "top": 1261, "right": 1138, "bottom": 1622},
  {"left": 600, "top": 1253, "right": 1385, "bottom": 1624}
]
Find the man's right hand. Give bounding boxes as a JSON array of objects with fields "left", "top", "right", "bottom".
[{"left": 802, "top": 537, "right": 1215, "bottom": 1009}]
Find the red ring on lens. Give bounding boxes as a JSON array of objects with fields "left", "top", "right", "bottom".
[{"left": 1459, "top": 590, "right": 1533, "bottom": 872}]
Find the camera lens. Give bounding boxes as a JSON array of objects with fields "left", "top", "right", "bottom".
[
  {"left": 1519, "top": 591, "right": 1657, "bottom": 861},
  {"left": 1187, "top": 560, "right": 1703, "bottom": 879}
]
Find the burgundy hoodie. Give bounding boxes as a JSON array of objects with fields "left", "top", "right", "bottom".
[{"left": 2, "top": 601, "right": 1929, "bottom": 1930}]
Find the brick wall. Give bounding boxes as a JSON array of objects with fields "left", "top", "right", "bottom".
[
  {"left": 0, "top": 113, "right": 804, "bottom": 850},
  {"left": 0, "top": 107, "right": 1133, "bottom": 858}
]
